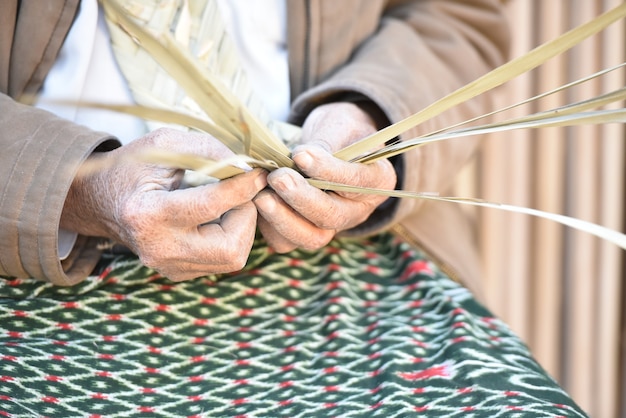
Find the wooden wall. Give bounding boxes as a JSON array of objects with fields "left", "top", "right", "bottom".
[{"left": 460, "top": 1, "right": 625, "bottom": 416}]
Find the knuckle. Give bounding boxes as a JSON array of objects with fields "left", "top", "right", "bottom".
[
  {"left": 231, "top": 256, "right": 249, "bottom": 272},
  {"left": 220, "top": 238, "right": 252, "bottom": 270},
  {"left": 139, "top": 127, "right": 184, "bottom": 150},
  {"left": 138, "top": 252, "right": 161, "bottom": 272},
  {"left": 317, "top": 209, "right": 349, "bottom": 230},
  {"left": 140, "top": 252, "right": 199, "bottom": 282},
  {"left": 301, "top": 232, "right": 334, "bottom": 251},
  {"left": 222, "top": 249, "right": 248, "bottom": 271},
  {"left": 149, "top": 127, "right": 176, "bottom": 144},
  {"left": 118, "top": 202, "right": 162, "bottom": 235},
  {"left": 270, "top": 241, "right": 297, "bottom": 254},
  {"left": 186, "top": 199, "right": 217, "bottom": 223}
]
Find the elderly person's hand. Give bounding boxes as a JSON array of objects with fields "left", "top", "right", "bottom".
[
  {"left": 60, "top": 128, "right": 267, "bottom": 281},
  {"left": 254, "top": 102, "right": 396, "bottom": 253}
]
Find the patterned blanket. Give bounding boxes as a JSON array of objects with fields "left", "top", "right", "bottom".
[{"left": 0, "top": 233, "right": 587, "bottom": 417}]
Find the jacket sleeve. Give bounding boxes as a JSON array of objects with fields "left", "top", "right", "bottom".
[
  {"left": 290, "top": 0, "right": 510, "bottom": 235},
  {"left": 0, "top": 93, "right": 120, "bottom": 285}
]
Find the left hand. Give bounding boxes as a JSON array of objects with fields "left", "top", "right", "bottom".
[{"left": 254, "top": 102, "right": 397, "bottom": 253}]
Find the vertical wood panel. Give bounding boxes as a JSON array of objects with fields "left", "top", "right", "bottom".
[
  {"left": 562, "top": 0, "right": 602, "bottom": 409},
  {"left": 531, "top": 0, "right": 567, "bottom": 379},
  {"left": 479, "top": 0, "right": 535, "bottom": 337},
  {"left": 502, "top": 0, "right": 534, "bottom": 340},
  {"left": 596, "top": 2, "right": 625, "bottom": 417},
  {"left": 474, "top": 1, "right": 625, "bottom": 416}
]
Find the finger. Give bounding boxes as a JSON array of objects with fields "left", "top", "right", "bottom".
[
  {"left": 152, "top": 202, "right": 259, "bottom": 281},
  {"left": 293, "top": 146, "right": 396, "bottom": 199},
  {"left": 266, "top": 167, "right": 375, "bottom": 230},
  {"left": 254, "top": 190, "right": 336, "bottom": 250},
  {"left": 163, "top": 169, "right": 267, "bottom": 226},
  {"left": 196, "top": 202, "right": 258, "bottom": 264},
  {"left": 256, "top": 215, "right": 298, "bottom": 253}
]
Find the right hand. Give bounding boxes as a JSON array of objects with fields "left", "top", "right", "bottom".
[
  {"left": 61, "top": 128, "right": 267, "bottom": 281},
  {"left": 254, "top": 102, "right": 396, "bottom": 253}
]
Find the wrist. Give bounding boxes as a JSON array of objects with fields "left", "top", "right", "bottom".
[
  {"left": 60, "top": 152, "right": 118, "bottom": 240},
  {"left": 320, "top": 92, "right": 391, "bottom": 130}
]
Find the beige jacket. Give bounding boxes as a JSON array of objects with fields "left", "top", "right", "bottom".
[{"left": 0, "top": 0, "right": 509, "bottom": 296}]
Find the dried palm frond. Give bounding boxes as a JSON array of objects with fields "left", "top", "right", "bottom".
[
  {"left": 334, "top": 3, "right": 626, "bottom": 161},
  {"left": 356, "top": 90, "right": 626, "bottom": 164},
  {"left": 94, "top": 0, "right": 626, "bottom": 249},
  {"left": 100, "top": 0, "right": 294, "bottom": 167}
]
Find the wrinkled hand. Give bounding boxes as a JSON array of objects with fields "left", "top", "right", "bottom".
[
  {"left": 61, "top": 128, "right": 267, "bottom": 281},
  {"left": 254, "top": 102, "right": 396, "bottom": 253}
]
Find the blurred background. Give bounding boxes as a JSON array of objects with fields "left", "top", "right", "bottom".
[{"left": 455, "top": 1, "right": 625, "bottom": 417}]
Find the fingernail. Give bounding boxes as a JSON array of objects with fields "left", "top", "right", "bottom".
[
  {"left": 293, "top": 150, "right": 314, "bottom": 171},
  {"left": 271, "top": 170, "right": 297, "bottom": 192}
]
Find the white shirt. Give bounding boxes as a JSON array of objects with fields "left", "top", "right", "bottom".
[
  {"left": 36, "top": 0, "right": 147, "bottom": 144},
  {"left": 216, "top": 0, "right": 290, "bottom": 122}
]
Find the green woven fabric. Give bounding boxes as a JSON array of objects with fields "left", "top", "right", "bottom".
[{"left": 0, "top": 233, "right": 586, "bottom": 417}]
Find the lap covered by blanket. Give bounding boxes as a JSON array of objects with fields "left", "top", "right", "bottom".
[{"left": 0, "top": 233, "right": 586, "bottom": 417}]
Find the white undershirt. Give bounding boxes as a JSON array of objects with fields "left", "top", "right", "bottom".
[
  {"left": 216, "top": 0, "right": 290, "bottom": 122},
  {"left": 36, "top": 0, "right": 147, "bottom": 144},
  {"left": 37, "top": 0, "right": 290, "bottom": 259}
]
